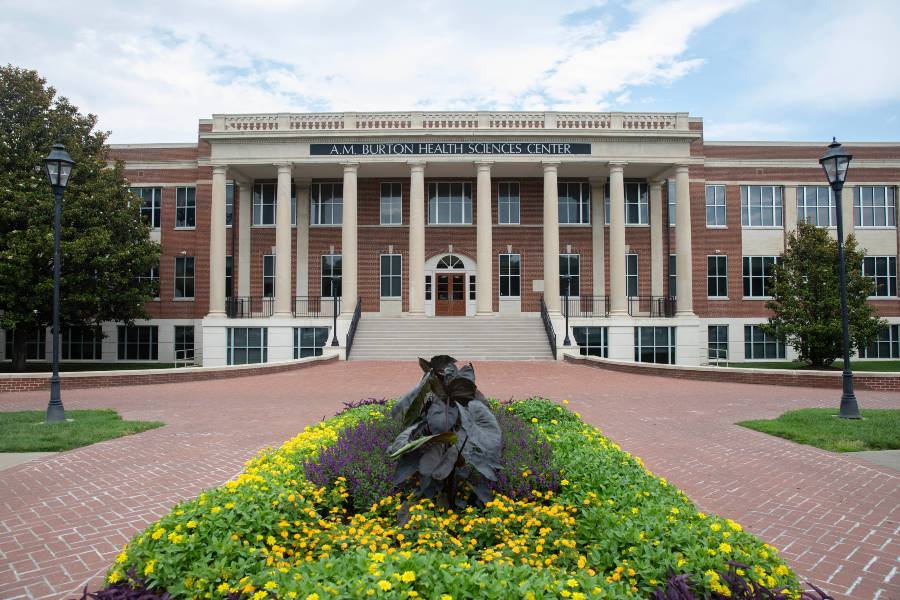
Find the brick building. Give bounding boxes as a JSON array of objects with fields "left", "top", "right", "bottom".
[{"left": 2, "top": 111, "right": 899, "bottom": 366}]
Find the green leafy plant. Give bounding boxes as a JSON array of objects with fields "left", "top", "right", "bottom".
[{"left": 388, "top": 355, "right": 501, "bottom": 508}]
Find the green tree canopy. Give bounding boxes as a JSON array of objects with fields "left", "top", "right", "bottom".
[
  {"left": 762, "top": 221, "right": 884, "bottom": 368},
  {"left": 0, "top": 65, "right": 160, "bottom": 371}
]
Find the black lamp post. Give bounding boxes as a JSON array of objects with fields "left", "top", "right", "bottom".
[
  {"left": 819, "top": 138, "right": 859, "bottom": 419},
  {"left": 42, "top": 143, "right": 75, "bottom": 423},
  {"left": 330, "top": 279, "right": 339, "bottom": 346},
  {"left": 562, "top": 274, "right": 572, "bottom": 346}
]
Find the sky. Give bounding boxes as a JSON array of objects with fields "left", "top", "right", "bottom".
[{"left": 2, "top": 0, "right": 899, "bottom": 144}]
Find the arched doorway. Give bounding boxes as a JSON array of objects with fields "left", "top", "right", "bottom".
[{"left": 424, "top": 253, "right": 476, "bottom": 317}]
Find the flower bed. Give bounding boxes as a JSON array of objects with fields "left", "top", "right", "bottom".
[{"left": 101, "top": 398, "right": 808, "bottom": 599}]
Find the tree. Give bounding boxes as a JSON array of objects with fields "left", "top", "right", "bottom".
[
  {"left": 762, "top": 221, "right": 885, "bottom": 368},
  {"left": 0, "top": 65, "right": 160, "bottom": 371}
]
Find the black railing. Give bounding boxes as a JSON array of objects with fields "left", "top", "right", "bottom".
[
  {"left": 292, "top": 295, "right": 341, "bottom": 318},
  {"left": 345, "top": 297, "right": 362, "bottom": 358},
  {"left": 627, "top": 296, "right": 676, "bottom": 317},
  {"left": 226, "top": 296, "right": 274, "bottom": 318},
  {"left": 540, "top": 296, "right": 557, "bottom": 360},
  {"left": 561, "top": 296, "right": 609, "bottom": 318}
]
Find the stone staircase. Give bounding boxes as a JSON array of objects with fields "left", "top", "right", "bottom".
[{"left": 348, "top": 315, "right": 555, "bottom": 361}]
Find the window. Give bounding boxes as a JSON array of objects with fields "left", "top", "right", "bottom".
[
  {"left": 138, "top": 264, "right": 160, "bottom": 300},
  {"left": 560, "top": 254, "right": 580, "bottom": 296},
  {"left": 225, "top": 256, "right": 233, "bottom": 298},
  {"left": 742, "top": 256, "right": 780, "bottom": 298},
  {"left": 668, "top": 254, "right": 676, "bottom": 298},
  {"left": 312, "top": 183, "right": 343, "bottom": 225},
  {"left": 625, "top": 182, "right": 648, "bottom": 225},
  {"left": 706, "top": 185, "right": 726, "bottom": 227},
  {"left": 498, "top": 182, "right": 520, "bottom": 225},
  {"left": 428, "top": 182, "right": 472, "bottom": 225},
  {"left": 707, "top": 255, "right": 728, "bottom": 298},
  {"left": 263, "top": 255, "right": 276, "bottom": 298},
  {"left": 174, "top": 256, "right": 195, "bottom": 299},
  {"left": 499, "top": 254, "right": 521, "bottom": 297},
  {"left": 253, "top": 183, "right": 276, "bottom": 225},
  {"left": 862, "top": 256, "right": 897, "bottom": 297},
  {"left": 740, "top": 185, "right": 783, "bottom": 227},
  {"left": 626, "top": 253, "right": 639, "bottom": 298},
  {"left": 604, "top": 184, "right": 610, "bottom": 225},
  {"left": 117, "top": 325, "right": 158, "bottom": 360},
  {"left": 379, "top": 182, "right": 402, "bottom": 225},
  {"left": 174, "top": 326, "right": 194, "bottom": 362},
  {"left": 294, "top": 327, "right": 329, "bottom": 359},
  {"left": 573, "top": 327, "right": 608, "bottom": 358},
  {"left": 797, "top": 186, "right": 835, "bottom": 227},
  {"left": 667, "top": 180, "right": 676, "bottom": 226},
  {"left": 226, "top": 182, "right": 234, "bottom": 227},
  {"left": 132, "top": 187, "right": 162, "bottom": 229},
  {"left": 322, "top": 255, "right": 342, "bottom": 297},
  {"left": 62, "top": 326, "right": 102, "bottom": 360},
  {"left": 860, "top": 324, "right": 900, "bottom": 358},
  {"left": 634, "top": 326, "right": 676, "bottom": 364},
  {"left": 436, "top": 255, "right": 465, "bottom": 269},
  {"left": 175, "top": 187, "right": 196, "bottom": 228},
  {"left": 469, "top": 275, "right": 476, "bottom": 301},
  {"left": 855, "top": 186, "right": 896, "bottom": 227},
  {"left": 744, "top": 325, "right": 785, "bottom": 359},
  {"left": 380, "top": 254, "right": 402, "bottom": 298},
  {"left": 425, "top": 275, "right": 432, "bottom": 301},
  {"left": 558, "top": 182, "right": 590, "bottom": 224},
  {"left": 227, "top": 327, "right": 267, "bottom": 365},
  {"left": 707, "top": 325, "right": 728, "bottom": 362},
  {"left": 5, "top": 329, "right": 46, "bottom": 361}
]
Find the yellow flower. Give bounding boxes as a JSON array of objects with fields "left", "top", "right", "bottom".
[
  {"left": 525, "top": 593, "right": 536, "bottom": 600},
  {"left": 531, "top": 418, "right": 538, "bottom": 423},
  {"left": 186, "top": 520, "right": 197, "bottom": 529},
  {"left": 561, "top": 479, "right": 569, "bottom": 486},
  {"left": 264, "top": 581, "right": 278, "bottom": 590},
  {"left": 143, "top": 560, "right": 155, "bottom": 576},
  {"left": 719, "top": 542, "right": 732, "bottom": 554},
  {"left": 115, "top": 552, "right": 128, "bottom": 564},
  {"left": 377, "top": 580, "right": 392, "bottom": 591},
  {"left": 252, "top": 592, "right": 268, "bottom": 600},
  {"left": 306, "top": 594, "right": 319, "bottom": 600},
  {"left": 211, "top": 506, "right": 221, "bottom": 514},
  {"left": 107, "top": 571, "right": 122, "bottom": 584},
  {"left": 563, "top": 399, "right": 569, "bottom": 405},
  {"left": 151, "top": 528, "right": 164, "bottom": 540},
  {"left": 400, "top": 571, "right": 416, "bottom": 583},
  {"left": 217, "top": 582, "right": 231, "bottom": 593},
  {"left": 441, "top": 595, "right": 453, "bottom": 600}
]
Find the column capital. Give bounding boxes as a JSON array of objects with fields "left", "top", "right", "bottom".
[
  {"left": 407, "top": 160, "right": 427, "bottom": 171},
  {"left": 608, "top": 161, "right": 626, "bottom": 173},
  {"left": 212, "top": 165, "right": 228, "bottom": 176},
  {"left": 275, "top": 162, "right": 293, "bottom": 175},
  {"left": 674, "top": 164, "right": 690, "bottom": 174},
  {"left": 341, "top": 162, "right": 359, "bottom": 173},
  {"left": 649, "top": 178, "right": 666, "bottom": 188},
  {"left": 542, "top": 160, "right": 560, "bottom": 172},
  {"left": 475, "top": 160, "right": 493, "bottom": 172}
]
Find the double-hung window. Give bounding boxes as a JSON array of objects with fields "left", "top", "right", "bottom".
[
  {"left": 668, "top": 255, "right": 676, "bottom": 298},
  {"left": 861, "top": 325, "right": 900, "bottom": 358},
  {"left": 741, "top": 185, "right": 783, "bottom": 227},
  {"left": 707, "top": 325, "right": 728, "bottom": 362},
  {"left": 499, "top": 254, "right": 521, "bottom": 297},
  {"left": 707, "top": 255, "right": 728, "bottom": 298},
  {"left": 742, "top": 256, "right": 780, "bottom": 298},
  {"left": 498, "top": 182, "right": 520, "bottom": 225},
  {"left": 380, "top": 182, "right": 402, "bottom": 225},
  {"left": 558, "top": 182, "right": 590, "bottom": 224},
  {"left": 626, "top": 253, "right": 639, "bottom": 298},
  {"left": 667, "top": 180, "right": 676, "bottom": 226},
  {"left": 744, "top": 325, "right": 785, "bottom": 359},
  {"left": 175, "top": 186, "right": 196, "bottom": 228},
  {"left": 380, "top": 254, "right": 402, "bottom": 298},
  {"left": 225, "top": 256, "right": 233, "bottom": 298},
  {"left": 263, "top": 255, "right": 275, "bottom": 298},
  {"left": 624, "top": 182, "right": 649, "bottom": 225},
  {"left": 428, "top": 182, "right": 472, "bottom": 224},
  {"left": 573, "top": 327, "right": 608, "bottom": 358},
  {"left": 252, "top": 183, "right": 276, "bottom": 225},
  {"left": 797, "top": 185, "right": 835, "bottom": 227},
  {"left": 706, "top": 185, "right": 726, "bottom": 227},
  {"left": 62, "top": 326, "right": 102, "bottom": 360},
  {"left": 559, "top": 254, "right": 580, "bottom": 296},
  {"left": 132, "top": 187, "right": 162, "bottom": 229},
  {"left": 174, "top": 326, "right": 194, "bottom": 362},
  {"left": 227, "top": 327, "right": 267, "bottom": 365},
  {"left": 294, "top": 327, "right": 329, "bottom": 359},
  {"left": 174, "top": 256, "right": 195, "bottom": 299},
  {"left": 225, "top": 182, "right": 234, "bottom": 227},
  {"left": 634, "top": 327, "right": 676, "bottom": 364},
  {"left": 862, "top": 256, "right": 897, "bottom": 297},
  {"left": 139, "top": 264, "right": 160, "bottom": 300},
  {"left": 117, "top": 325, "right": 158, "bottom": 360},
  {"left": 322, "top": 255, "right": 342, "bottom": 297},
  {"left": 854, "top": 186, "right": 896, "bottom": 227}
]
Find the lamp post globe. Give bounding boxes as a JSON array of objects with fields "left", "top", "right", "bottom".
[
  {"left": 42, "top": 144, "right": 75, "bottom": 423},
  {"left": 818, "top": 138, "right": 860, "bottom": 419}
]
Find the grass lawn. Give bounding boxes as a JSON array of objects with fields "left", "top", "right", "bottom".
[
  {"left": 725, "top": 360, "right": 900, "bottom": 372},
  {"left": 738, "top": 408, "right": 900, "bottom": 452},
  {"left": 0, "top": 409, "right": 164, "bottom": 452},
  {"left": 0, "top": 362, "right": 177, "bottom": 373}
]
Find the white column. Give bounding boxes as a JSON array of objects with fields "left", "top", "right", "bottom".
[
  {"left": 208, "top": 165, "right": 227, "bottom": 316},
  {"left": 590, "top": 177, "right": 606, "bottom": 298},
  {"left": 675, "top": 165, "right": 694, "bottom": 315},
  {"left": 608, "top": 162, "right": 627, "bottom": 315},
  {"left": 295, "top": 179, "right": 311, "bottom": 297},
  {"left": 237, "top": 180, "right": 252, "bottom": 297},
  {"left": 476, "top": 161, "right": 493, "bottom": 315},
  {"left": 408, "top": 161, "right": 426, "bottom": 315},
  {"left": 274, "top": 163, "right": 293, "bottom": 317},
  {"left": 542, "top": 162, "right": 561, "bottom": 314},
  {"left": 649, "top": 179, "right": 664, "bottom": 297},
  {"left": 341, "top": 163, "right": 358, "bottom": 315}
]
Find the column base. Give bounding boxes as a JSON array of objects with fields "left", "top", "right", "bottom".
[
  {"left": 476, "top": 311, "right": 495, "bottom": 317},
  {"left": 608, "top": 309, "right": 628, "bottom": 317},
  {"left": 272, "top": 311, "right": 293, "bottom": 318},
  {"left": 675, "top": 310, "right": 696, "bottom": 318},
  {"left": 206, "top": 311, "right": 227, "bottom": 318}
]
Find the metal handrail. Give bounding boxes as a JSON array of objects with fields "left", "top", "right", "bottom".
[
  {"left": 174, "top": 349, "right": 195, "bottom": 368},
  {"left": 707, "top": 346, "right": 729, "bottom": 367},
  {"left": 345, "top": 297, "right": 362, "bottom": 358},
  {"left": 561, "top": 296, "right": 609, "bottom": 318},
  {"left": 627, "top": 295, "right": 676, "bottom": 317},
  {"left": 226, "top": 296, "right": 274, "bottom": 318},
  {"left": 540, "top": 296, "right": 557, "bottom": 360},
  {"left": 292, "top": 295, "right": 342, "bottom": 318}
]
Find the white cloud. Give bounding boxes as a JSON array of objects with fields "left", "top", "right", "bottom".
[{"left": 0, "top": 0, "right": 741, "bottom": 142}]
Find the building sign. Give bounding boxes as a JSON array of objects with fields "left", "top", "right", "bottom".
[{"left": 310, "top": 142, "right": 591, "bottom": 156}]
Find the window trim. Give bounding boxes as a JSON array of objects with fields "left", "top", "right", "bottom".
[
  {"left": 174, "top": 186, "right": 197, "bottom": 229},
  {"left": 626, "top": 253, "right": 639, "bottom": 298},
  {"left": 173, "top": 256, "right": 195, "bottom": 301},
  {"left": 572, "top": 326, "right": 608, "bottom": 358},
  {"left": 293, "top": 326, "right": 330, "bottom": 359},
  {"left": 379, "top": 253, "right": 402, "bottom": 299},
  {"left": 321, "top": 254, "right": 342, "bottom": 298},
  {"left": 860, "top": 324, "right": 900, "bottom": 358},
  {"left": 227, "top": 327, "right": 268, "bottom": 366},
  {"left": 428, "top": 181, "right": 473, "bottom": 226},
  {"left": 174, "top": 325, "right": 195, "bottom": 363},
  {"left": 740, "top": 185, "right": 783, "bottom": 228},
  {"left": 61, "top": 326, "right": 103, "bottom": 361},
  {"left": 117, "top": 325, "right": 159, "bottom": 361},
  {"left": 624, "top": 181, "right": 649, "bottom": 226},
  {"left": 854, "top": 185, "right": 897, "bottom": 229},
  {"left": 862, "top": 256, "right": 898, "bottom": 298},
  {"left": 706, "top": 255, "right": 728, "bottom": 299},
  {"left": 634, "top": 326, "right": 676, "bottom": 364},
  {"left": 499, "top": 253, "right": 522, "bottom": 298},
  {"left": 742, "top": 256, "right": 780, "bottom": 299},
  {"left": 707, "top": 324, "right": 729, "bottom": 362},
  {"left": 705, "top": 184, "right": 727, "bottom": 228},
  {"left": 497, "top": 181, "right": 521, "bottom": 226},
  {"left": 559, "top": 253, "right": 581, "bottom": 297},
  {"left": 797, "top": 185, "right": 836, "bottom": 229},
  {"left": 132, "top": 187, "right": 162, "bottom": 230},
  {"left": 379, "top": 182, "right": 403, "bottom": 226},
  {"left": 263, "top": 254, "right": 276, "bottom": 298},
  {"left": 744, "top": 324, "right": 785, "bottom": 360},
  {"left": 558, "top": 181, "right": 591, "bottom": 225}
]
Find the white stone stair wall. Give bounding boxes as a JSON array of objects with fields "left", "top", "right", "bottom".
[{"left": 348, "top": 315, "right": 554, "bottom": 361}]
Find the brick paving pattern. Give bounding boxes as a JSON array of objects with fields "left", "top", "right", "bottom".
[{"left": 0, "top": 360, "right": 897, "bottom": 599}]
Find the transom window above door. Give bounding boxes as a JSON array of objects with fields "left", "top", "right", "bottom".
[{"left": 436, "top": 255, "right": 465, "bottom": 270}]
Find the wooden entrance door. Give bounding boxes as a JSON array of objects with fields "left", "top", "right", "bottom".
[{"left": 435, "top": 274, "right": 466, "bottom": 316}]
